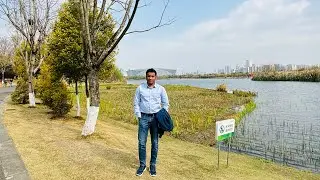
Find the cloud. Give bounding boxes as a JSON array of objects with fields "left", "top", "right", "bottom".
[{"left": 117, "top": 0, "right": 320, "bottom": 72}]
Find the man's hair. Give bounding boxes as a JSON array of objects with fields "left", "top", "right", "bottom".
[{"left": 146, "top": 68, "right": 157, "bottom": 76}]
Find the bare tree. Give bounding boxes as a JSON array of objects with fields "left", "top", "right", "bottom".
[
  {"left": 0, "top": 37, "right": 13, "bottom": 86},
  {"left": 79, "top": 0, "right": 174, "bottom": 136},
  {"left": 0, "top": 0, "right": 58, "bottom": 107}
]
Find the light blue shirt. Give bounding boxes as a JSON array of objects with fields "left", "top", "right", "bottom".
[{"left": 134, "top": 83, "right": 169, "bottom": 118}]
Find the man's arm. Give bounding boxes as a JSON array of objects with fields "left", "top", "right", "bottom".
[
  {"left": 161, "top": 87, "right": 169, "bottom": 111},
  {"left": 134, "top": 86, "right": 141, "bottom": 118}
]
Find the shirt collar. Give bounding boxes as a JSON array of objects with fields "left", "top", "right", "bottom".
[{"left": 145, "top": 82, "right": 157, "bottom": 88}]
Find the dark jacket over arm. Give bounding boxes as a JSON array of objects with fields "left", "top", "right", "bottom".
[{"left": 155, "top": 108, "right": 174, "bottom": 138}]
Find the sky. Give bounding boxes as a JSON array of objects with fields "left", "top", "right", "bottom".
[
  {"left": 117, "top": 0, "right": 320, "bottom": 73},
  {"left": 0, "top": 0, "right": 319, "bottom": 73}
]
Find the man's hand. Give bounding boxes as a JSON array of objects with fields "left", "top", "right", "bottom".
[{"left": 164, "top": 131, "right": 171, "bottom": 136}]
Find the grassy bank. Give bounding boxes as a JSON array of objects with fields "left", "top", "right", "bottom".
[
  {"left": 78, "top": 84, "right": 255, "bottom": 145},
  {"left": 252, "top": 68, "right": 320, "bottom": 82},
  {"left": 3, "top": 101, "right": 320, "bottom": 180}
]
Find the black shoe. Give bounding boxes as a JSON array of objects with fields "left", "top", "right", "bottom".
[
  {"left": 136, "top": 165, "right": 146, "bottom": 176},
  {"left": 150, "top": 165, "right": 156, "bottom": 177}
]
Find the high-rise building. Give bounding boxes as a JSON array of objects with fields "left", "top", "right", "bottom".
[
  {"left": 245, "top": 60, "right": 252, "bottom": 73},
  {"left": 225, "top": 65, "right": 231, "bottom": 74},
  {"left": 262, "top": 64, "right": 275, "bottom": 72},
  {"left": 218, "top": 69, "right": 225, "bottom": 74},
  {"left": 176, "top": 68, "right": 183, "bottom": 75},
  {"left": 274, "top": 64, "right": 284, "bottom": 71},
  {"left": 251, "top": 64, "right": 257, "bottom": 72},
  {"left": 235, "top": 64, "right": 240, "bottom": 73},
  {"left": 286, "top": 64, "right": 297, "bottom": 71}
]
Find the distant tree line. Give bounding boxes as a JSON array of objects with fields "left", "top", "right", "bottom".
[
  {"left": 128, "top": 72, "right": 249, "bottom": 80},
  {"left": 252, "top": 67, "right": 320, "bottom": 82}
]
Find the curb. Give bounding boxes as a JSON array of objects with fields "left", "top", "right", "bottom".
[{"left": 0, "top": 95, "right": 31, "bottom": 180}]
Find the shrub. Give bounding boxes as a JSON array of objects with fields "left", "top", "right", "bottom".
[
  {"left": 216, "top": 84, "right": 227, "bottom": 92},
  {"left": 37, "top": 62, "right": 73, "bottom": 117},
  {"left": 11, "top": 78, "right": 29, "bottom": 104},
  {"left": 50, "top": 81, "right": 73, "bottom": 116},
  {"left": 106, "top": 85, "right": 111, "bottom": 90},
  {"left": 233, "top": 89, "right": 257, "bottom": 97}
]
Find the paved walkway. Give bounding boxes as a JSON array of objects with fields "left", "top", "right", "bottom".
[{"left": 0, "top": 87, "right": 30, "bottom": 180}]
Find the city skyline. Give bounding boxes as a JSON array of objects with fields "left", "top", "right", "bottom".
[{"left": 123, "top": 61, "right": 320, "bottom": 75}]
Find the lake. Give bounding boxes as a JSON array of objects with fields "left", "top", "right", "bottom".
[{"left": 128, "top": 78, "right": 320, "bottom": 173}]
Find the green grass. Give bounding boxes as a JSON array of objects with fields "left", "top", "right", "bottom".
[{"left": 234, "top": 100, "right": 256, "bottom": 124}]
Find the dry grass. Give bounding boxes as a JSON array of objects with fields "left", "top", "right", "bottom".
[
  {"left": 252, "top": 68, "right": 320, "bottom": 82},
  {"left": 3, "top": 102, "right": 320, "bottom": 180}
]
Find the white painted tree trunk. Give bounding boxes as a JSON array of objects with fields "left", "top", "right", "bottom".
[
  {"left": 82, "top": 69, "right": 100, "bottom": 136},
  {"left": 29, "top": 92, "right": 36, "bottom": 107},
  {"left": 81, "top": 106, "right": 99, "bottom": 136},
  {"left": 28, "top": 53, "right": 36, "bottom": 107},
  {"left": 86, "top": 98, "right": 90, "bottom": 112},
  {"left": 76, "top": 94, "right": 81, "bottom": 117},
  {"left": 1, "top": 70, "right": 4, "bottom": 86}
]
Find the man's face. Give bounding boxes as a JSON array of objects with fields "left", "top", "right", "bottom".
[{"left": 146, "top": 72, "right": 157, "bottom": 85}]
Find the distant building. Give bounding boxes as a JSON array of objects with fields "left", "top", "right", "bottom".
[
  {"left": 218, "top": 69, "right": 225, "bottom": 74},
  {"left": 262, "top": 64, "right": 275, "bottom": 72},
  {"left": 225, "top": 66, "right": 231, "bottom": 74},
  {"left": 255, "top": 65, "right": 263, "bottom": 72},
  {"left": 286, "top": 64, "right": 297, "bottom": 71},
  {"left": 236, "top": 64, "right": 240, "bottom": 73},
  {"left": 296, "top": 64, "right": 311, "bottom": 70},
  {"left": 126, "top": 68, "right": 177, "bottom": 77},
  {"left": 245, "top": 60, "right": 252, "bottom": 73},
  {"left": 120, "top": 69, "right": 127, "bottom": 77},
  {"left": 240, "top": 67, "right": 247, "bottom": 73},
  {"left": 274, "top": 64, "right": 285, "bottom": 71},
  {"left": 251, "top": 64, "right": 257, "bottom": 72},
  {"left": 175, "top": 68, "right": 183, "bottom": 75}
]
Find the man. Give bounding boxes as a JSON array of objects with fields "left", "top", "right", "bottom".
[{"left": 134, "top": 68, "right": 169, "bottom": 177}]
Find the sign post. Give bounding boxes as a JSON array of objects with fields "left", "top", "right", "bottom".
[{"left": 216, "top": 119, "right": 235, "bottom": 169}]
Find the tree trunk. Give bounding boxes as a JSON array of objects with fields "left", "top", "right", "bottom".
[
  {"left": 28, "top": 73, "right": 35, "bottom": 107},
  {"left": 28, "top": 53, "right": 36, "bottom": 107},
  {"left": 82, "top": 69, "right": 100, "bottom": 136},
  {"left": 1, "top": 69, "right": 4, "bottom": 86},
  {"left": 75, "top": 81, "right": 81, "bottom": 117},
  {"left": 85, "top": 75, "right": 90, "bottom": 111}
]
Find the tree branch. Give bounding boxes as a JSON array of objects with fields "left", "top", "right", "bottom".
[
  {"left": 125, "top": 0, "right": 174, "bottom": 35},
  {"left": 109, "top": 1, "right": 150, "bottom": 13},
  {"left": 91, "top": 0, "right": 98, "bottom": 27},
  {"left": 33, "top": 54, "right": 45, "bottom": 74},
  {"left": 35, "top": 0, "right": 50, "bottom": 55},
  {"left": 125, "top": 18, "right": 175, "bottom": 34},
  {"left": 0, "top": 1, "right": 28, "bottom": 40},
  {"left": 96, "top": 0, "right": 138, "bottom": 68},
  {"left": 79, "top": 0, "right": 92, "bottom": 66},
  {"left": 93, "top": 0, "right": 109, "bottom": 29}
]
